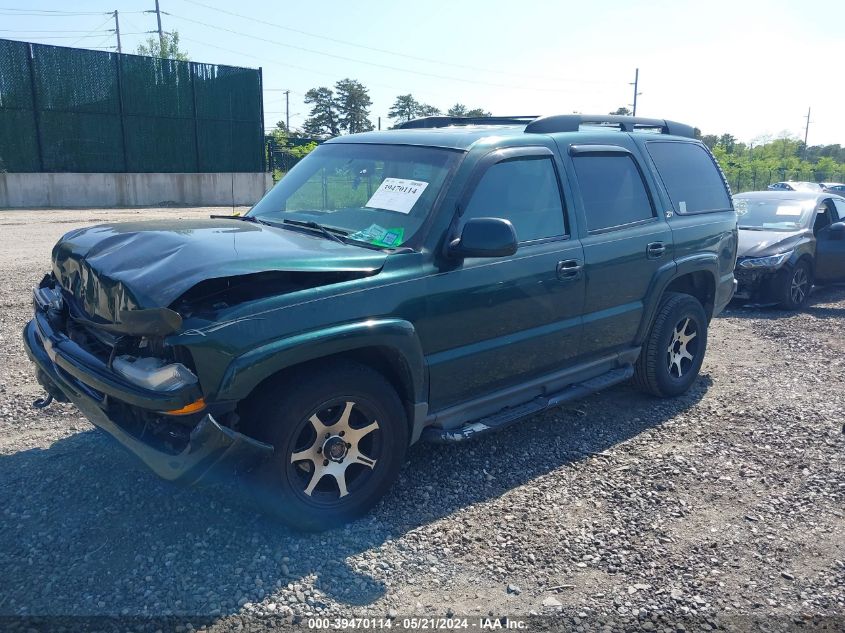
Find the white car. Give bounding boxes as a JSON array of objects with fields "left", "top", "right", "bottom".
[{"left": 767, "top": 181, "right": 823, "bottom": 192}]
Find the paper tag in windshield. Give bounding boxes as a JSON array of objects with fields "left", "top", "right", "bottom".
[
  {"left": 776, "top": 205, "right": 803, "bottom": 216},
  {"left": 366, "top": 178, "right": 428, "bottom": 214},
  {"left": 349, "top": 224, "right": 405, "bottom": 247}
]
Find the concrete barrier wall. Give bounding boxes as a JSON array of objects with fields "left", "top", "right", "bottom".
[{"left": 0, "top": 172, "right": 275, "bottom": 208}]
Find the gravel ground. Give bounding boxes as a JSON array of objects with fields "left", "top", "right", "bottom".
[{"left": 0, "top": 208, "right": 843, "bottom": 632}]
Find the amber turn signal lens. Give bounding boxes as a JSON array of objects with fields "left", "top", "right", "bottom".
[{"left": 163, "top": 397, "right": 206, "bottom": 416}]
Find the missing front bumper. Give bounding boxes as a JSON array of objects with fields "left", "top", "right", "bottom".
[{"left": 23, "top": 319, "right": 273, "bottom": 485}]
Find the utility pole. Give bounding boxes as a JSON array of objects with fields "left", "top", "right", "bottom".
[
  {"left": 630, "top": 68, "right": 642, "bottom": 116},
  {"left": 154, "top": 0, "right": 165, "bottom": 53},
  {"left": 284, "top": 90, "right": 290, "bottom": 132},
  {"left": 113, "top": 10, "right": 122, "bottom": 54},
  {"left": 803, "top": 107, "right": 812, "bottom": 158},
  {"left": 378, "top": 116, "right": 381, "bottom": 131}
]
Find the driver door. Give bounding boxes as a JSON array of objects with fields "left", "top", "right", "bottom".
[
  {"left": 815, "top": 198, "right": 845, "bottom": 282},
  {"left": 419, "top": 147, "right": 585, "bottom": 410}
]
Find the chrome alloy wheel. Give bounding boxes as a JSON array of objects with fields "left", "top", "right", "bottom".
[
  {"left": 289, "top": 401, "right": 380, "bottom": 499},
  {"left": 790, "top": 267, "right": 809, "bottom": 305},
  {"left": 667, "top": 317, "right": 699, "bottom": 379}
]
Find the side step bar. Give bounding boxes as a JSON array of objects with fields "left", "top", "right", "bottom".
[{"left": 421, "top": 366, "right": 634, "bottom": 443}]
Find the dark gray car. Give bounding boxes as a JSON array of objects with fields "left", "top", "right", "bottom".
[{"left": 733, "top": 191, "right": 845, "bottom": 308}]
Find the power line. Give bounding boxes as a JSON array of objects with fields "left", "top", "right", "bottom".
[
  {"left": 0, "top": 7, "right": 112, "bottom": 14},
  {"left": 177, "top": 34, "right": 461, "bottom": 103},
  {"left": 0, "top": 29, "right": 115, "bottom": 33},
  {"left": 175, "top": 0, "right": 606, "bottom": 86},
  {"left": 3, "top": 33, "right": 116, "bottom": 40},
  {"left": 166, "top": 12, "right": 583, "bottom": 94},
  {"left": 70, "top": 16, "right": 116, "bottom": 47}
]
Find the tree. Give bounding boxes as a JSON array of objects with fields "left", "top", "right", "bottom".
[
  {"left": 718, "top": 133, "right": 737, "bottom": 154},
  {"left": 334, "top": 78, "right": 373, "bottom": 134},
  {"left": 388, "top": 94, "right": 420, "bottom": 123},
  {"left": 270, "top": 120, "right": 289, "bottom": 146},
  {"left": 302, "top": 87, "right": 340, "bottom": 138},
  {"left": 465, "top": 107, "right": 491, "bottom": 117},
  {"left": 609, "top": 107, "right": 632, "bottom": 115},
  {"left": 417, "top": 103, "right": 441, "bottom": 117},
  {"left": 448, "top": 103, "right": 490, "bottom": 117},
  {"left": 136, "top": 31, "right": 189, "bottom": 60},
  {"left": 700, "top": 134, "right": 719, "bottom": 150}
]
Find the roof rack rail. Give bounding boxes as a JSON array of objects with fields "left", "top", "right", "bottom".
[
  {"left": 524, "top": 114, "right": 696, "bottom": 138},
  {"left": 396, "top": 115, "right": 540, "bottom": 129}
]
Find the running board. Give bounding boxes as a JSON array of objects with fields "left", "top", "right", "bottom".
[{"left": 421, "top": 366, "right": 634, "bottom": 443}]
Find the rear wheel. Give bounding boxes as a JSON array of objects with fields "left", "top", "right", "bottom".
[
  {"left": 777, "top": 260, "right": 812, "bottom": 310},
  {"left": 634, "top": 292, "right": 708, "bottom": 397},
  {"left": 245, "top": 361, "right": 408, "bottom": 531}
]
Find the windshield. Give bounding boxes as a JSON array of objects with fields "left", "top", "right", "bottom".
[
  {"left": 249, "top": 143, "right": 461, "bottom": 249},
  {"left": 733, "top": 196, "right": 815, "bottom": 231}
]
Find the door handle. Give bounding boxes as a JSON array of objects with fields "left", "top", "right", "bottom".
[
  {"left": 647, "top": 242, "right": 667, "bottom": 259},
  {"left": 556, "top": 259, "right": 582, "bottom": 281}
]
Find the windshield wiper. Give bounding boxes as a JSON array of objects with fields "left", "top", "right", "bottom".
[
  {"left": 209, "top": 214, "right": 271, "bottom": 226},
  {"left": 738, "top": 225, "right": 766, "bottom": 230},
  {"left": 281, "top": 219, "right": 348, "bottom": 244}
]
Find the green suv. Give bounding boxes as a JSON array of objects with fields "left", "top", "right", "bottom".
[{"left": 24, "top": 114, "right": 737, "bottom": 530}]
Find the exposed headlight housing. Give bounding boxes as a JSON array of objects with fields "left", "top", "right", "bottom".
[
  {"left": 113, "top": 355, "right": 198, "bottom": 391},
  {"left": 738, "top": 251, "right": 792, "bottom": 269}
]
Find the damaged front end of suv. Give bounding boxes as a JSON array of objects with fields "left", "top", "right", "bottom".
[{"left": 23, "top": 217, "right": 386, "bottom": 484}]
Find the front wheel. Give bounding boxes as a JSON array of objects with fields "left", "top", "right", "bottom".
[
  {"left": 244, "top": 361, "right": 408, "bottom": 531},
  {"left": 777, "top": 260, "right": 812, "bottom": 310},
  {"left": 634, "top": 292, "right": 708, "bottom": 398}
]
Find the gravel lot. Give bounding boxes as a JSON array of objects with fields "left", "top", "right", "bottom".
[{"left": 1, "top": 208, "right": 843, "bottom": 631}]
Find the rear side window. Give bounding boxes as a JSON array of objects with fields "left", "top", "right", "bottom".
[
  {"left": 462, "top": 157, "right": 566, "bottom": 242},
  {"left": 572, "top": 154, "right": 654, "bottom": 231},
  {"left": 647, "top": 141, "right": 732, "bottom": 214}
]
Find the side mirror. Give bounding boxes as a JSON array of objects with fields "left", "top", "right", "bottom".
[
  {"left": 828, "top": 222, "right": 845, "bottom": 240},
  {"left": 448, "top": 217, "right": 518, "bottom": 258}
]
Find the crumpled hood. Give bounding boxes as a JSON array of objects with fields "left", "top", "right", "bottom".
[
  {"left": 737, "top": 228, "right": 808, "bottom": 258},
  {"left": 52, "top": 218, "right": 388, "bottom": 323}
]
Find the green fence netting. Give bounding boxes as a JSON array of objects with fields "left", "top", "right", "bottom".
[
  {"left": 0, "top": 39, "right": 264, "bottom": 173},
  {"left": 0, "top": 39, "right": 39, "bottom": 171}
]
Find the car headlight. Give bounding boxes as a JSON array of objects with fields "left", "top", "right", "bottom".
[
  {"left": 113, "top": 355, "right": 198, "bottom": 391},
  {"left": 738, "top": 251, "right": 792, "bottom": 269}
]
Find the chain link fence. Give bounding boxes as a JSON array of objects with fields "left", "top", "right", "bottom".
[
  {"left": 0, "top": 39, "right": 264, "bottom": 173},
  {"left": 724, "top": 167, "right": 845, "bottom": 193}
]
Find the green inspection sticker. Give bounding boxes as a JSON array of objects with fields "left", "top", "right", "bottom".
[{"left": 350, "top": 224, "right": 405, "bottom": 247}]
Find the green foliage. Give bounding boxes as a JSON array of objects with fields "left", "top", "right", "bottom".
[
  {"left": 388, "top": 94, "right": 420, "bottom": 123},
  {"left": 705, "top": 131, "right": 845, "bottom": 192},
  {"left": 271, "top": 120, "right": 289, "bottom": 146},
  {"left": 136, "top": 31, "right": 188, "bottom": 61},
  {"left": 302, "top": 87, "right": 340, "bottom": 138},
  {"left": 447, "top": 103, "right": 491, "bottom": 117},
  {"left": 417, "top": 103, "right": 441, "bottom": 117},
  {"left": 334, "top": 78, "right": 374, "bottom": 134},
  {"left": 302, "top": 79, "right": 374, "bottom": 137},
  {"left": 609, "top": 107, "right": 632, "bottom": 115},
  {"left": 388, "top": 94, "right": 441, "bottom": 123},
  {"left": 288, "top": 141, "right": 318, "bottom": 158}
]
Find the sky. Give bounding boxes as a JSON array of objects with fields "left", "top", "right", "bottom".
[{"left": 2, "top": 0, "right": 844, "bottom": 145}]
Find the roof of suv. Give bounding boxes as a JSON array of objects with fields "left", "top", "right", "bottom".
[
  {"left": 326, "top": 125, "right": 529, "bottom": 150},
  {"left": 325, "top": 114, "right": 698, "bottom": 151}
]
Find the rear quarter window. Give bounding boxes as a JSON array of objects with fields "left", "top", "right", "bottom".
[{"left": 646, "top": 141, "right": 732, "bottom": 214}]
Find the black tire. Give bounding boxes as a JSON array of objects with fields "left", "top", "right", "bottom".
[
  {"left": 777, "top": 260, "right": 812, "bottom": 310},
  {"left": 244, "top": 361, "right": 408, "bottom": 531},
  {"left": 633, "top": 292, "right": 708, "bottom": 398}
]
